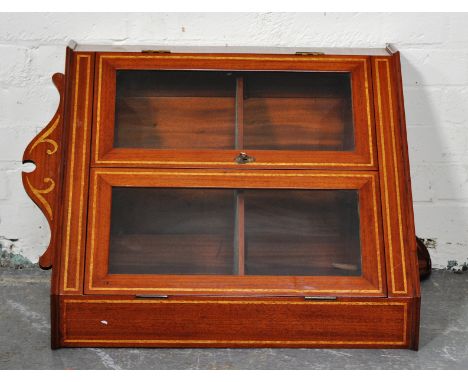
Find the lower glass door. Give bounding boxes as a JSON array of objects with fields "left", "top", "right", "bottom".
[
  {"left": 85, "top": 169, "right": 385, "bottom": 296},
  {"left": 108, "top": 188, "right": 361, "bottom": 277}
]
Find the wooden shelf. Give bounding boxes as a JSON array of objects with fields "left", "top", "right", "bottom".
[{"left": 109, "top": 234, "right": 234, "bottom": 275}]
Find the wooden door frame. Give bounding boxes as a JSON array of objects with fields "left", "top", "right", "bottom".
[
  {"left": 84, "top": 169, "right": 386, "bottom": 297},
  {"left": 91, "top": 53, "right": 377, "bottom": 170}
]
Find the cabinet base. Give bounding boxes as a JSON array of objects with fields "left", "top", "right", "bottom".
[{"left": 55, "top": 295, "right": 420, "bottom": 349}]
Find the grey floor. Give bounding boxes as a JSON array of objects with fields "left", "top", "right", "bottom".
[{"left": 0, "top": 268, "right": 467, "bottom": 369}]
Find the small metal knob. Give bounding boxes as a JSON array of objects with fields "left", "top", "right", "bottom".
[{"left": 235, "top": 152, "right": 255, "bottom": 164}]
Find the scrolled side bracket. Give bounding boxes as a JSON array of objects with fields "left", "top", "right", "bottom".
[{"left": 22, "top": 73, "right": 65, "bottom": 269}]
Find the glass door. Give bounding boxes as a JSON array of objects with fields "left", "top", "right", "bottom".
[
  {"left": 107, "top": 188, "right": 361, "bottom": 277},
  {"left": 93, "top": 54, "right": 375, "bottom": 169},
  {"left": 85, "top": 169, "right": 385, "bottom": 297}
]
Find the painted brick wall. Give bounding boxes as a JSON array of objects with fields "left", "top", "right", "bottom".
[{"left": 0, "top": 13, "right": 467, "bottom": 269}]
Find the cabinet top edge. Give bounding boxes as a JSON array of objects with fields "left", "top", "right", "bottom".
[{"left": 71, "top": 43, "right": 393, "bottom": 56}]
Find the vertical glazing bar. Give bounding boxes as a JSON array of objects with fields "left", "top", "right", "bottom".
[
  {"left": 234, "top": 75, "right": 246, "bottom": 275},
  {"left": 234, "top": 190, "right": 245, "bottom": 275},
  {"left": 235, "top": 76, "right": 244, "bottom": 150}
]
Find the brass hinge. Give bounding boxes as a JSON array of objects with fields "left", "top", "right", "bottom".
[
  {"left": 141, "top": 50, "right": 171, "bottom": 54},
  {"left": 295, "top": 51, "right": 325, "bottom": 56}
]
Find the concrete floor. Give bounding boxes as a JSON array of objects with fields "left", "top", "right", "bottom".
[{"left": 0, "top": 269, "right": 467, "bottom": 369}]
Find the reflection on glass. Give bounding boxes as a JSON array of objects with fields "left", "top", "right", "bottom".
[
  {"left": 244, "top": 189, "right": 361, "bottom": 276},
  {"left": 113, "top": 70, "right": 355, "bottom": 152},
  {"left": 243, "top": 72, "right": 354, "bottom": 151},
  {"left": 114, "top": 70, "right": 236, "bottom": 149},
  {"left": 107, "top": 187, "right": 361, "bottom": 277},
  {"left": 108, "top": 188, "right": 235, "bottom": 274}
]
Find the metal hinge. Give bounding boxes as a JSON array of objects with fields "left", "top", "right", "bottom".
[
  {"left": 295, "top": 51, "right": 325, "bottom": 56},
  {"left": 304, "top": 296, "right": 337, "bottom": 301},
  {"left": 135, "top": 294, "right": 337, "bottom": 300},
  {"left": 141, "top": 50, "right": 171, "bottom": 54}
]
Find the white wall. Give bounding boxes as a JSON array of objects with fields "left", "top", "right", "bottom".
[{"left": 0, "top": 12, "right": 467, "bottom": 268}]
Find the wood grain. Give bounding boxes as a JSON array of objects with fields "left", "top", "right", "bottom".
[
  {"left": 57, "top": 52, "right": 95, "bottom": 294},
  {"left": 60, "top": 296, "right": 413, "bottom": 348},
  {"left": 391, "top": 52, "right": 421, "bottom": 299},
  {"left": 244, "top": 97, "right": 353, "bottom": 150},
  {"left": 372, "top": 57, "right": 420, "bottom": 298},
  {"left": 114, "top": 97, "right": 236, "bottom": 149}
]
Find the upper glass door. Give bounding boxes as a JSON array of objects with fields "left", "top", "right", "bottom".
[
  {"left": 92, "top": 53, "right": 376, "bottom": 169},
  {"left": 114, "top": 70, "right": 355, "bottom": 152}
]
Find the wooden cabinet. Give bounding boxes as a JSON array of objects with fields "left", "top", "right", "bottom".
[{"left": 23, "top": 44, "right": 420, "bottom": 349}]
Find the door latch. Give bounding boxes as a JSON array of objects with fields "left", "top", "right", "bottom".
[{"left": 235, "top": 152, "right": 255, "bottom": 164}]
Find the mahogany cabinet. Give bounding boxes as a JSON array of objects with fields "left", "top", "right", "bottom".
[{"left": 23, "top": 44, "right": 420, "bottom": 349}]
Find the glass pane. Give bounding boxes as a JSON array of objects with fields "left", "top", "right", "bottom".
[
  {"left": 114, "top": 70, "right": 236, "bottom": 149},
  {"left": 244, "top": 189, "right": 361, "bottom": 276},
  {"left": 107, "top": 187, "right": 361, "bottom": 277},
  {"left": 243, "top": 72, "right": 354, "bottom": 151},
  {"left": 108, "top": 188, "right": 235, "bottom": 274}
]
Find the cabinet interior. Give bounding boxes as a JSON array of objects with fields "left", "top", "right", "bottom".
[
  {"left": 114, "top": 70, "right": 355, "bottom": 151},
  {"left": 108, "top": 187, "right": 362, "bottom": 277}
]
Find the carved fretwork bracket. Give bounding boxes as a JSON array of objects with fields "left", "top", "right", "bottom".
[{"left": 22, "top": 73, "right": 65, "bottom": 269}]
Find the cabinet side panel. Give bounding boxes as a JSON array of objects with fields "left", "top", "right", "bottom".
[
  {"left": 52, "top": 47, "right": 73, "bottom": 296},
  {"left": 59, "top": 52, "right": 95, "bottom": 294},
  {"left": 372, "top": 57, "right": 418, "bottom": 298},
  {"left": 391, "top": 52, "right": 420, "bottom": 298},
  {"left": 50, "top": 47, "right": 74, "bottom": 349}
]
